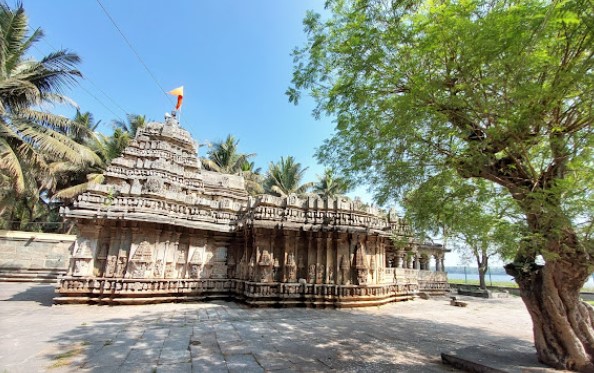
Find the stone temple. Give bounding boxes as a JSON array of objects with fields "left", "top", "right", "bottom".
[{"left": 55, "top": 115, "right": 449, "bottom": 307}]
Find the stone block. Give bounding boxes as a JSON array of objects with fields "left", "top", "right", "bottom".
[
  {"left": 0, "top": 259, "right": 27, "bottom": 269},
  {"left": 0, "top": 243, "right": 17, "bottom": 257},
  {"left": 29, "top": 259, "right": 45, "bottom": 268},
  {"left": 225, "top": 353, "right": 263, "bottom": 373},
  {"left": 124, "top": 348, "right": 161, "bottom": 364},
  {"left": 158, "top": 362, "right": 192, "bottom": 373},
  {"left": 45, "top": 258, "right": 68, "bottom": 269}
]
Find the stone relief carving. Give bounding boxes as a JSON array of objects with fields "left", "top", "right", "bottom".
[
  {"left": 144, "top": 177, "right": 163, "bottom": 193},
  {"left": 57, "top": 116, "right": 449, "bottom": 306},
  {"left": 105, "top": 255, "right": 117, "bottom": 277}
]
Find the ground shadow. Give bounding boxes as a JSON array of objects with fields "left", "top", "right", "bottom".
[
  {"left": 34, "top": 297, "right": 546, "bottom": 372},
  {"left": 1, "top": 283, "right": 55, "bottom": 307}
]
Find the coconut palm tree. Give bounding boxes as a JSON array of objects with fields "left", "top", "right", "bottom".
[
  {"left": 239, "top": 160, "right": 264, "bottom": 195},
  {"left": 202, "top": 134, "right": 255, "bottom": 174},
  {"left": 50, "top": 111, "right": 107, "bottom": 200},
  {"left": 313, "top": 168, "right": 351, "bottom": 199},
  {"left": 113, "top": 113, "right": 147, "bottom": 138},
  {"left": 0, "top": 2, "right": 99, "bottom": 196},
  {"left": 264, "top": 156, "right": 313, "bottom": 197}
]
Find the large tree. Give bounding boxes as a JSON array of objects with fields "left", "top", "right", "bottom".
[
  {"left": 0, "top": 2, "right": 99, "bottom": 231},
  {"left": 0, "top": 2, "right": 98, "bottom": 194},
  {"left": 289, "top": 0, "right": 594, "bottom": 370}
]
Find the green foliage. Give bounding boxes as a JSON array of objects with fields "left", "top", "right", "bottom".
[
  {"left": 290, "top": 0, "right": 594, "bottom": 268},
  {"left": 404, "top": 170, "right": 522, "bottom": 266},
  {"left": 202, "top": 134, "right": 254, "bottom": 174},
  {"left": 112, "top": 113, "right": 147, "bottom": 139},
  {"left": 264, "top": 156, "right": 314, "bottom": 197},
  {"left": 202, "top": 134, "right": 263, "bottom": 195},
  {"left": 313, "top": 168, "right": 351, "bottom": 198},
  {"left": 0, "top": 2, "right": 102, "bottom": 231}
]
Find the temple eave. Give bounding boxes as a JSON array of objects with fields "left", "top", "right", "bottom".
[{"left": 56, "top": 117, "right": 449, "bottom": 307}]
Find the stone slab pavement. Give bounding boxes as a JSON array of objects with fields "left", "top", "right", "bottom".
[{"left": 0, "top": 283, "right": 553, "bottom": 372}]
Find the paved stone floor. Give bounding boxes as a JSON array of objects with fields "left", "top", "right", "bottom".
[{"left": 0, "top": 283, "right": 536, "bottom": 372}]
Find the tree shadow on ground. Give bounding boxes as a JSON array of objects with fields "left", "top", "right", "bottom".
[
  {"left": 1, "top": 283, "right": 55, "bottom": 307},
  {"left": 36, "top": 298, "right": 547, "bottom": 373}
]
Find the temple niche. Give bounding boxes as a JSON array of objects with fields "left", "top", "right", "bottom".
[{"left": 55, "top": 115, "right": 449, "bottom": 307}]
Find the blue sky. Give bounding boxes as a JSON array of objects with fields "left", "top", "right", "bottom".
[
  {"left": 26, "top": 1, "right": 353, "bottom": 195},
  {"left": 25, "top": 1, "right": 472, "bottom": 266}
]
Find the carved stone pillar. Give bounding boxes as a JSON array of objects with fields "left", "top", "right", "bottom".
[
  {"left": 435, "top": 254, "right": 442, "bottom": 272},
  {"left": 325, "top": 234, "right": 333, "bottom": 284},
  {"left": 406, "top": 253, "right": 413, "bottom": 269},
  {"left": 71, "top": 222, "right": 102, "bottom": 277},
  {"left": 315, "top": 234, "right": 324, "bottom": 284},
  {"left": 394, "top": 250, "right": 404, "bottom": 268},
  {"left": 105, "top": 224, "right": 122, "bottom": 277}
]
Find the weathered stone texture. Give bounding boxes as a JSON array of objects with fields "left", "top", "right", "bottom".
[
  {"left": 56, "top": 117, "right": 449, "bottom": 306},
  {"left": 0, "top": 231, "right": 75, "bottom": 272}
]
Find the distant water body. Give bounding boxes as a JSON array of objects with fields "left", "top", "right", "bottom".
[{"left": 448, "top": 272, "right": 594, "bottom": 288}]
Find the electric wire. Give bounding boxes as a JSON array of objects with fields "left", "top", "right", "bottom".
[
  {"left": 95, "top": 0, "right": 173, "bottom": 106},
  {"left": 31, "top": 43, "right": 125, "bottom": 122},
  {"left": 29, "top": 25, "right": 128, "bottom": 122}
]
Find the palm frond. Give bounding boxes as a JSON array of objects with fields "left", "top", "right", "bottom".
[
  {"left": 0, "top": 137, "right": 25, "bottom": 193},
  {"left": 16, "top": 120, "right": 101, "bottom": 165}
]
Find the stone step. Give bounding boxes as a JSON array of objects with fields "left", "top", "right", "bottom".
[
  {"left": 0, "top": 277, "right": 58, "bottom": 283},
  {"left": 0, "top": 268, "right": 66, "bottom": 283}
]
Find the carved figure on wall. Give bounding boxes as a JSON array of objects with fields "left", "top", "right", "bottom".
[
  {"left": 73, "top": 259, "right": 88, "bottom": 276},
  {"left": 105, "top": 255, "right": 117, "bottom": 277},
  {"left": 340, "top": 255, "right": 350, "bottom": 285},
  {"left": 272, "top": 258, "right": 280, "bottom": 282},
  {"left": 316, "top": 263, "right": 324, "bottom": 284},
  {"left": 285, "top": 253, "right": 296, "bottom": 282},
  {"left": 116, "top": 257, "right": 127, "bottom": 278},
  {"left": 258, "top": 250, "right": 273, "bottom": 282},
  {"left": 166, "top": 263, "right": 176, "bottom": 278},
  {"left": 201, "top": 263, "right": 213, "bottom": 279},
  {"left": 248, "top": 255, "right": 256, "bottom": 281},
  {"left": 354, "top": 244, "right": 368, "bottom": 285},
  {"left": 308, "top": 264, "right": 316, "bottom": 283},
  {"left": 190, "top": 264, "right": 200, "bottom": 278},
  {"left": 144, "top": 177, "right": 163, "bottom": 193},
  {"left": 154, "top": 259, "right": 163, "bottom": 278},
  {"left": 328, "top": 266, "right": 335, "bottom": 284}
]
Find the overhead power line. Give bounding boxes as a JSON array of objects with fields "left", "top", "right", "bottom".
[
  {"left": 95, "top": 0, "right": 173, "bottom": 106},
  {"left": 31, "top": 43, "right": 125, "bottom": 122},
  {"left": 29, "top": 25, "right": 128, "bottom": 122}
]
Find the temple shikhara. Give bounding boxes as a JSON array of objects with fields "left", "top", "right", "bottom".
[{"left": 55, "top": 115, "right": 449, "bottom": 306}]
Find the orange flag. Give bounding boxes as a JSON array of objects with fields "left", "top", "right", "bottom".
[{"left": 168, "top": 86, "right": 184, "bottom": 110}]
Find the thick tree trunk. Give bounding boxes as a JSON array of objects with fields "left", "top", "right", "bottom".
[
  {"left": 477, "top": 254, "right": 488, "bottom": 290},
  {"left": 506, "top": 259, "right": 594, "bottom": 372},
  {"left": 477, "top": 266, "right": 487, "bottom": 289}
]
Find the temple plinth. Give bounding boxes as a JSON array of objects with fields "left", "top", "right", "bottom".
[{"left": 55, "top": 118, "right": 449, "bottom": 306}]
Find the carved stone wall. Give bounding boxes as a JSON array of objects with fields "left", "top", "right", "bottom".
[{"left": 56, "top": 117, "right": 448, "bottom": 307}]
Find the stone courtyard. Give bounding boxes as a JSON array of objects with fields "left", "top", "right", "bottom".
[{"left": 1, "top": 282, "right": 543, "bottom": 373}]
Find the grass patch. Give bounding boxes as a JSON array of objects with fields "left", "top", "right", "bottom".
[
  {"left": 450, "top": 280, "right": 594, "bottom": 293},
  {"left": 49, "top": 343, "right": 86, "bottom": 369},
  {"left": 448, "top": 279, "right": 518, "bottom": 288}
]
